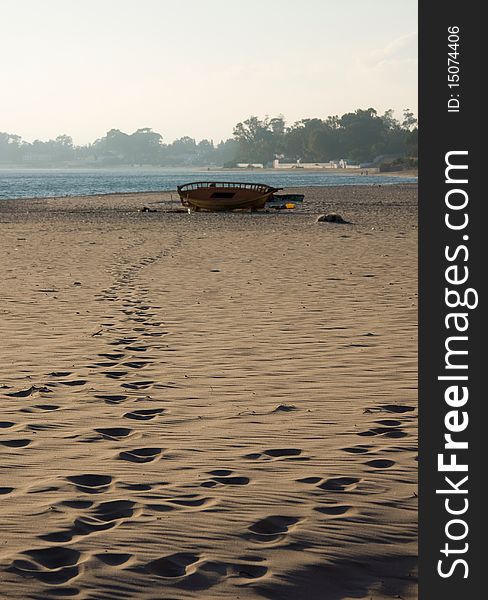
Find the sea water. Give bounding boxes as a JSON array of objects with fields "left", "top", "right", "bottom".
[{"left": 0, "top": 168, "right": 417, "bottom": 200}]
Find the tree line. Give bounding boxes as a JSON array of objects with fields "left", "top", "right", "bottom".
[{"left": 0, "top": 108, "right": 417, "bottom": 168}]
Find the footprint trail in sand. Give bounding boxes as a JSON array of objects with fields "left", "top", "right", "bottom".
[{"left": 0, "top": 186, "right": 417, "bottom": 599}]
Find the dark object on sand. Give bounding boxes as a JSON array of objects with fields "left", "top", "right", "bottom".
[
  {"left": 269, "top": 193, "right": 304, "bottom": 204},
  {"left": 267, "top": 193, "right": 305, "bottom": 210},
  {"left": 177, "top": 182, "right": 280, "bottom": 212},
  {"left": 317, "top": 213, "right": 351, "bottom": 224},
  {"left": 140, "top": 206, "right": 157, "bottom": 213},
  {"left": 272, "top": 404, "right": 298, "bottom": 413}
]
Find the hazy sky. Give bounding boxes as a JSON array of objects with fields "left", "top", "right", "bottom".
[{"left": 1, "top": 0, "right": 417, "bottom": 145}]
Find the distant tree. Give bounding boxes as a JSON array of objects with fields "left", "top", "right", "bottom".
[
  {"left": 100, "top": 129, "right": 131, "bottom": 161},
  {"left": 268, "top": 115, "right": 286, "bottom": 156},
  {"left": 91, "top": 128, "right": 164, "bottom": 165},
  {"left": 308, "top": 126, "right": 344, "bottom": 162},
  {"left": 0, "top": 132, "right": 24, "bottom": 163},
  {"left": 128, "top": 128, "right": 164, "bottom": 165},
  {"left": 339, "top": 108, "right": 386, "bottom": 162},
  {"left": 376, "top": 110, "right": 407, "bottom": 157},
  {"left": 166, "top": 136, "right": 197, "bottom": 165},
  {"left": 53, "top": 135, "right": 74, "bottom": 161},
  {"left": 197, "top": 139, "right": 213, "bottom": 152},
  {"left": 406, "top": 127, "right": 418, "bottom": 157},
  {"left": 283, "top": 120, "right": 309, "bottom": 160},
  {"left": 170, "top": 136, "right": 197, "bottom": 154},
  {"left": 284, "top": 119, "right": 342, "bottom": 162},
  {"left": 55, "top": 134, "right": 73, "bottom": 147},
  {"left": 402, "top": 108, "right": 418, "bottom": 130},
  {"left": 195, "top": 139, "right": 216, "bottom": 165},
  {"left": 233, "top": 116, "right": 277, "bottom": 164},
  {"left": 214, "top": 138, "right": 238, "bottom": 166}
]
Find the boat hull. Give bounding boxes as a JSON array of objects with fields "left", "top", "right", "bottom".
[{"left": 177, "top": 182, "right": 280, "bottom": 211}]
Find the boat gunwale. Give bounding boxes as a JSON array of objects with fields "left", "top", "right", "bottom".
[{"left": 177, "top": 181, "right": 281, "bottom": 194}]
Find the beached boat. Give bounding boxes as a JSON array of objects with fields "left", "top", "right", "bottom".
[{"left": 177, "top": 181, "right": 281, "bottom": 211}]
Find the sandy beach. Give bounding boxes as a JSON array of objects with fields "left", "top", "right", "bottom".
[{"left": 0, "top": 184, "right": 417, "bottom": 600}]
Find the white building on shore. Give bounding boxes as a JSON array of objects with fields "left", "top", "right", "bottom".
[{"left": 272, "top": 158, "right": 359, "bottom": 169}]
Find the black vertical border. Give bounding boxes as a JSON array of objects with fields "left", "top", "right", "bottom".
[{"left": 419, "top": 2, "right": 483, "bottom": 598}]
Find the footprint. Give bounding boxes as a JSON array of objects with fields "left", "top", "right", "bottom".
[
  {"left": 94, "top": 427, "right": 133, "bottom": 440},
  {"left": 119, "top": 447, "right": 162, "bottom": 463},
  {"left": 98, "top": 353, "right": 125, "bottom": 360},
  {"left": 381, "top": 430, "right": 408, "bottom": 439},
  {"left": 121, "top": 380, "right": 154, "bottom": 390},
  {"left": 124, "top": 361, "right": 151, "bottom": 369},
  {"left": 248, "top": 516, "right": 299, "bottom": 542},
  {"left": 66, "top": 474, "right": 112, "bottom": 494},
  {"left": 146, "top": 504, "right": 176, "bottom": 513},
  {"left": 319, "top": 477, "right": 360, "bottom": 492},
  {"left": 202, "top": 470, "right": 249, "bottom": 486},
  {"left": 357, "top": 429, "right": 377, "bottom": 437},
  {"left": 168, "top": 497, "right": 212, "bottom": 508},
  {"left": 364, "top": 459, "right": 396, "bottom": 469},
  {"left": 48, "top": 371, "right": 72, "bottom": 377},
  {"left": 238, "top": 555, "right": 267, "bottom": 563},
  {"left": 296, "top": 476, "right": 322, "bottom": 484},
  {"left": 109, "top": 337, "right": 137, "bottom": 346},
  {"left": 57, "top": 380, "right": 87, "bottom": 387},
  {"left": 60, "top": 500, "right": 94, "bottom": 510},
  {"left": 342, "top": 445, "right": 372, "bottom": 454},
  {"left": 213, "top": 476, "right": 249, "bottom": 485},
  {"left": 41, "top": 500, "right": 137, "bottom": 542},
  {"left": 119, "top": 483, "right": 153, "bottom": 491},
  {"left": 10, "top": 547, "right": 82, "bottom": 585},
  {"left": 144, "top": 553, "right": 199, "bottom": 578},
  {"left": 375, "top": 419, "right": 403, "bottom": 426},
  {"left": 95, "top": 553, "right": 132, "bottom": 566},
  {"left": 6, "top": 386, "right": 51, "bottom": 397},
  {"left": 314, "top": 505, "right": 352, "bottom": 516},
  {"left": 379, "top": 404, "right": 415, "bottom": 414},
  {"left": 142, "top": 332, "right": 165, "bottom": 337},
  {"left": 94, "top": 394, "right": 128, "bottom": 404},
  {"left": 123, "top": 408, "right": 165, "bottom": 421},
  {"left": 102, "top": 371, "right": 128, "bottom": 380},
  {"left": 358, "top": 427, "right": 408, "bottom": 439},
  {"left": 230, "top": 561, "right": 268, "bottom": 580},
  {"left": 146, "top": 494, "right": 215, "bottom": 513},
  {"left": 0, "top": 439, "right": 31, "bottom": 448},
  {"left": 263, "top": 448, "right": 302, "bottom": 458},
  {"left": 90, "top": 500, "right": 135, "bottom": 522}
]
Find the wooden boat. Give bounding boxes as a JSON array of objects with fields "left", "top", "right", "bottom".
[{"left": 177, "top": 181, "right": 281, "bottom": 211}]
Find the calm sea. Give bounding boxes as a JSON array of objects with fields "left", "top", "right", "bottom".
[{"left": 0, "top": 168, "right": 417, "bottom": 200}]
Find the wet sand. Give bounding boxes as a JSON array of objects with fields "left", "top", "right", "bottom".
[{"left": 0, "top": 184, "right": 417, "bottom": 599}]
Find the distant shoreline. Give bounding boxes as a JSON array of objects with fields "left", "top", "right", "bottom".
[{"left": 0, "top": 164, "right": 418, "bottom": 178}]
